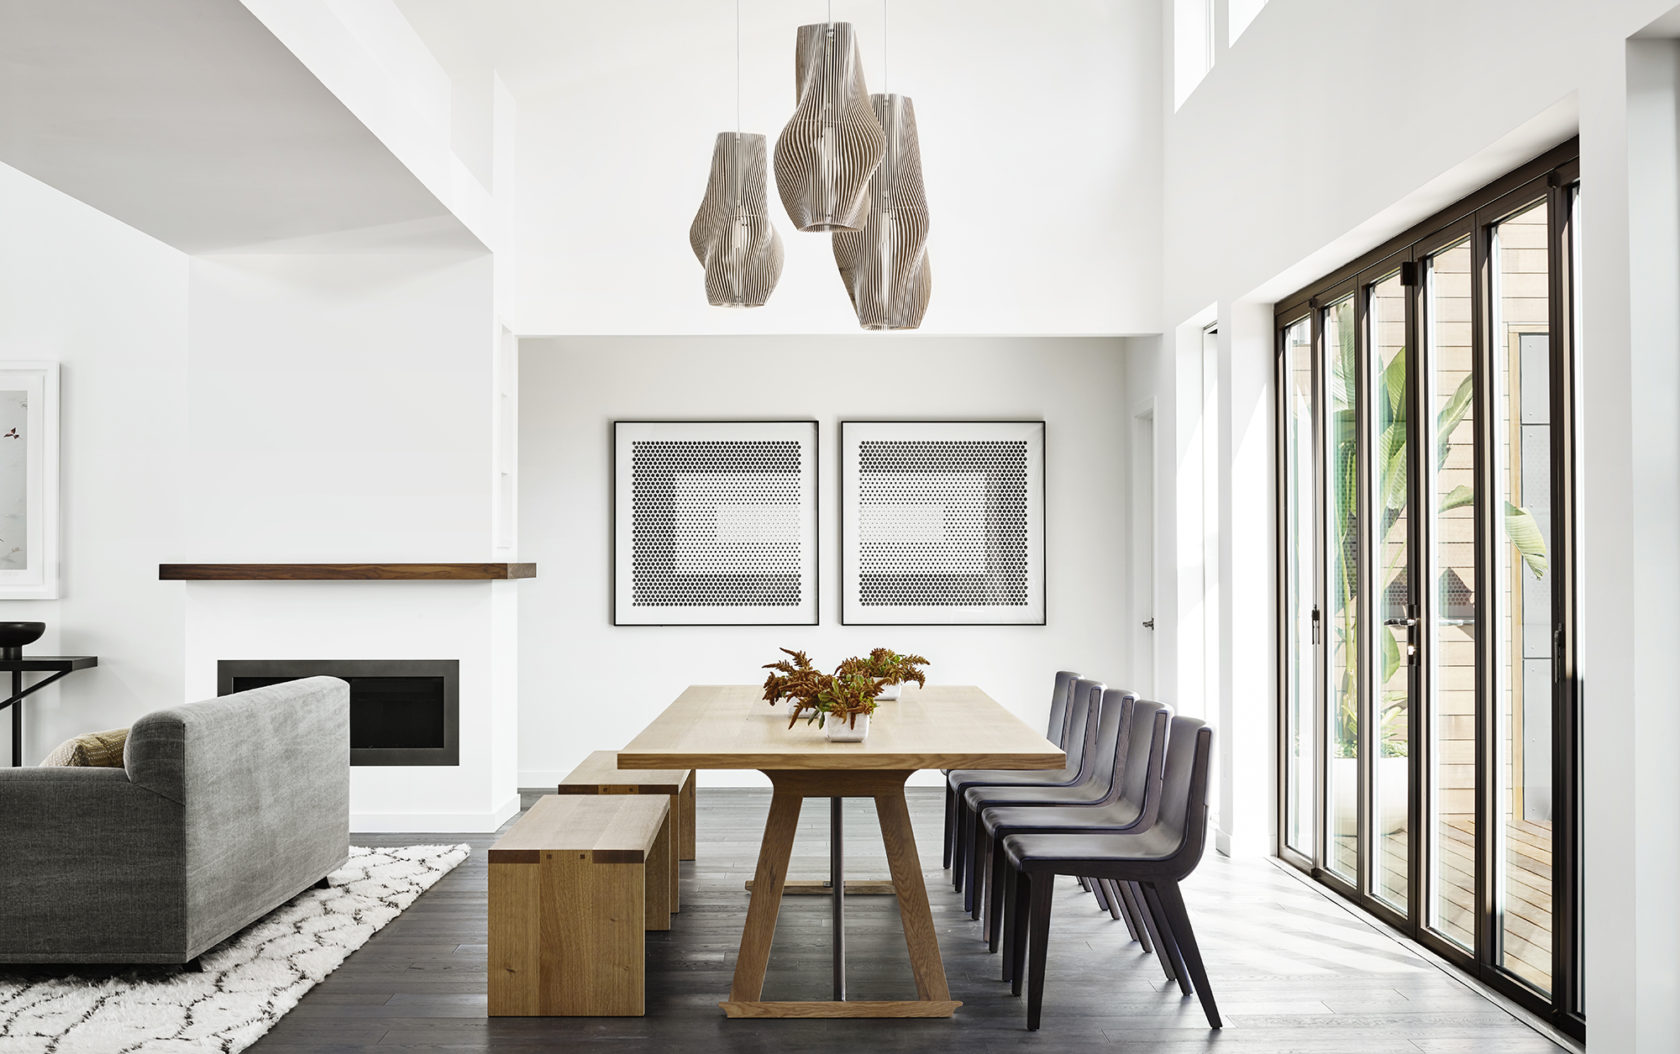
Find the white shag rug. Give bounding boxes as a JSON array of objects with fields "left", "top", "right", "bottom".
[{"left": 0, "top": 843, "right": 470, "bottom": 1054}]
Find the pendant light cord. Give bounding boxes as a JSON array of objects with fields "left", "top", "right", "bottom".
[
  {"left": 735, "top": 0, "right": 741, "bottom": 135},
  {"left": 882, "top": 0, "right": 888, "bottom": 90}
]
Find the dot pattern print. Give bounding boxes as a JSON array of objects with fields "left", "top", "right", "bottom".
[
  {"left": 630, "top": 440, "right": 804, "bottom": 608},
  {"left": 856, "top": 439, "right": 1030, "bottom": 606}
]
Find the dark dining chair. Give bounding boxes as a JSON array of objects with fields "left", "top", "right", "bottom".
[
  {"left": 943, "top": 670, "right": 1081, "bottom": 870},
  {"left": 961, "top": 687, "right": 1141, "bottom": 920},
  {"left": 1001, "top": 716, "right": 1219, "bottom": 1031},
  {"left": 980, "top": 697, "right": 1170, "bottom": 948},
  {"left": 949, "top": 676, "right": 1102, "bottom": 894}
]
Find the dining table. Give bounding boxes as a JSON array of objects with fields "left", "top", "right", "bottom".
[{"left": 617, "top": 683, "right": 1064, "bottom": 1019}]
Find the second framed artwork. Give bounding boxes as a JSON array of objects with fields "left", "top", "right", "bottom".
[{"left": 840, "top": 420, "right": 1045, "bottom": 625}]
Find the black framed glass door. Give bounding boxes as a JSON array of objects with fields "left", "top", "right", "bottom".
[{"left": 1274, "top": 142, "right": 1583, "bottom": 1040}]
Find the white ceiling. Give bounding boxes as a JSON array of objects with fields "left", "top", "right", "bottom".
[
  {"left": 0, "top": 0, "right": 479, "bottom": 253},
  {"left": 394, "top": 0, "right": 1166, "bottom": 336}
]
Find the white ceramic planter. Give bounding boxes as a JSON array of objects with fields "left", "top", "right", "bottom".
[
  {"left": 825, "top": 712, "right": 870, "bottom": 742},
  {"left": 876, "top": 682, "right": 901, "bottom": 701},
  {"left": 1330, "top": 755, "right": 1410, "bottom": 836}
]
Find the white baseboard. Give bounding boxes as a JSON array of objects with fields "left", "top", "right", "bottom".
[
  {"left": 517, "top": 770, "right": 570, "bottom": 791},
  {"left": 351, "top": 793, "right": 520, "bottom": 834}
]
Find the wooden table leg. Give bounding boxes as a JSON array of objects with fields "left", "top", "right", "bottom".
[
  {"left": 720, "top": 770, "right": 961, "bottom": 1019},
  {"left": 727, "top": 785, "right": 802, "bottom": 1002},
  {"left": 875, "top": 785, "right": 952, "bottom": 1002}
]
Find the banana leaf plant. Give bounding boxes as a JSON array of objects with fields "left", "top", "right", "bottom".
[{"left": 1327, "top": 319, "right": 1548, "bottom": 760}]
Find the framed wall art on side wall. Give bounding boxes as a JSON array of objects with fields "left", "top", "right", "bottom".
[
  {"left": 613, "top": 420, "right": 818, "bottom": 626},
  {"left": 0, "top": 363, "right": 60, "bottom": 601},
  {"left": 841, "top": 420, "right": 1045, "bottom": 626}
]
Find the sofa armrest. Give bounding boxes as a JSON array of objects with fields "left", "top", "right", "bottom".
[
  {"left": 0, "top": 766, "right": 187, "bottom": 962},
  {"left": 127, "top": 676, "right": 351, "bottom": 956}
]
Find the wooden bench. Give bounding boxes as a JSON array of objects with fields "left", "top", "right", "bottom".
[
  {"left": 556, "top": 751, "right": 696, "bottom": 907},
  {"left": 488, "top": 794, "right": 672, "bottom": 1016}
]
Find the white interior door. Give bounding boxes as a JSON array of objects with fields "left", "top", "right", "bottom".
[{"left": 1132, "top": 407, "right": 1157, "bottom": 695}]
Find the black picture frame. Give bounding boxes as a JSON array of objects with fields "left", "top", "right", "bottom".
[
  {"left": 839, "top": 419, "right": 1047, "bottom": 626},
  {"left": 611, "top": 419, "right": 820, "bottom": 627}
]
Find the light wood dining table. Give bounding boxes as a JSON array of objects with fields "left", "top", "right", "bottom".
[{"left": 617, "top": 683, "right": 1064, "bottom": 1019}]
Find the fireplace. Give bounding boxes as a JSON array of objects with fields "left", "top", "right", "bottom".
[{"left": 217, "top": 659, "right": 459, "bottom": 766}]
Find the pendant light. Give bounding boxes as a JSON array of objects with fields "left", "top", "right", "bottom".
[
  {"left": 690, "top": 0, "right": 784, "bottom": 307},
  {"left": 833, "top": 2, "right": 930, "bottom": 329},
  {"left": 773, "top": 7, "right": 885, "bottom": 232}
]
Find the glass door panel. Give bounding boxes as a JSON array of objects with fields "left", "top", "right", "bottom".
[
  {"left": 1323, "top": 294, "right": 1359, "bottom": 883},
  {"left": 1423, "top": 237, "right": 1477, "bottom": 951},
  {"left": 1491, "top": 200, "right": 1555, "bottom": 994},
  {"left": 1367, "top": 270, "right": 1411, "bottom": 911},
  {"left": 1283, "top": 317, "right": 1316, "bottom": 855}
]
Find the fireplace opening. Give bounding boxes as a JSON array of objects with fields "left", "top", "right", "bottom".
[{"left": 217, "top": 660, "right": 459, "bottom": 766}]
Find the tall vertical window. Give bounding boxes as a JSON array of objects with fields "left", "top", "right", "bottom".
[
  {"left": 1173, "top": 0, "right": 1215, "bottom": 109},
  {"left": 1274, "top": 142, "right": 1582, "bottom": 1039},
  {"left": 1281, "top": 316, "right": 1315, "bottom": 855},
  {"left": 1424, "top": 235, "right": 1477, "bottom": 952},
  {"left": 1228, "top": 0, "right": 1269, "bottom": 44}
]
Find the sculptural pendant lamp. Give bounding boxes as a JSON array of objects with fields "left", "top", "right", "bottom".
[
  {"left": 689, "top": 2, "right": 784, "bottom": 307},
  {"left": 774, "top": 11, "right": 885, "bottom": 232},
  {"left": 833, "top": 4, "right": 930, "bottom": 329}
]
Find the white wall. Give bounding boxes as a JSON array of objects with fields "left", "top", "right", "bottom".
[
  {"left": 1162, "top": 0, "right": 1680, "bottom": 1046},
  {"left": 182, "top": 253, "right": 494, "bottom": 558},
  {"left": 507, "top": 0, "right": 1163, "bottom": 336},
  {"left": 517, "top": 335, "right": 1136, "bottom": 787},
  {"left": 0, "top": 162, "right": 189, "bottom": 764},
  {"left": 177, "top": 250, "right": 515, "bottom": 830}
]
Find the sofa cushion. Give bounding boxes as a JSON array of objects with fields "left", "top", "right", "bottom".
[{"left": 39, "top": 728, "right": 130, "bottom": 768}]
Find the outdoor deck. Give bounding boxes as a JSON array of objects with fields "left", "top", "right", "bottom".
[{"left": 1329, "top": 814, "right": 1554, "bottom": 992}]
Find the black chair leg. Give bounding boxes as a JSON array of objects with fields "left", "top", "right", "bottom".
[
  {"left": 1129, "top": 881, "right": 1173, "bottom": 976},
  {"left": 1102, "top": 880, "right": 1142, "bottom": 941},
  {"left": 942, "top": 783, "right": 955, "bottom": 869},
  {"left": 967, "top": 819, "right": 987, "bottom": 918},
  {"left": 1088, "top": 875, "right": 1112, "bottom": 914},
  {"left": 1114, "top": 880, "right": 1153, "bottom": 953},
  {"left": 1025, "top": 870, "right": 1055, "bottom": 1031},
  {"left": 987, "top": 835, "right": 1009, "bottom": 950},
  {"left": 1077, "top": 875, "right": 1090, "bottom": 892},
  {"left": 1009, "top": 867, "right": 1031, "bottom": 993},
  {"left": 1140, "top": 881, "right": 1192, "bottom": 996},
  {"left": 1100, "top": 878, "right": 1129, "bottom": 926},
  {"left": 1000, "top": 861, "right": 1017, "bottom": 979},
  {"left": 952, "top": 799, "right": 969, "bottom": 892},
  {"left": 1155, "top": 881, "right": 1222, "bottom": 1028}
]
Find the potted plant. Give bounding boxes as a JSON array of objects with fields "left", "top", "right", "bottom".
[
  {"left": 838, "top": 648, "right": 928, "bottom": 700},
  {"left": 762, "top": 648, "right": 930, "bottom": 741}
]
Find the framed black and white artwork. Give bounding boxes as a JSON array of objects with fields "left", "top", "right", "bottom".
[
  {"left": 0, "top": 362, "right": 60, "bottom": 600},
  {"left": 613, "top": 420, "right": 818, "bottom": 626},
  {"left": 841, "top": 420, "right": 1045, "bottom": 625}
]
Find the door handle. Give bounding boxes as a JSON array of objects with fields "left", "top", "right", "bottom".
[
  {"left": 1142, "top": 618, "right": 1155, "bottom": 630},
  {"left": 1383, "top": 617, "right": 1418, "bottom": 628}
]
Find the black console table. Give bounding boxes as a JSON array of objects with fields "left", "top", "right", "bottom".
[{"left": 0, "top": 656, "right": 98, "bottom": 766}]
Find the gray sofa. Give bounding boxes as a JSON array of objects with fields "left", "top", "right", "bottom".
[{"left": 0, "top": 676, "right": 350, "bottom": 964}]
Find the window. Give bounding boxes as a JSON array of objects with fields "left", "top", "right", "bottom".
[
  {"left": 1228, "top": 0, "right": 1268, "bottom": 45},
  {"left": 1173, "top": 0, "right": 1215, "bottom": 109}
]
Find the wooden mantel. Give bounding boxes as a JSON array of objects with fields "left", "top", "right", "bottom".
[{"left": 158, "top": 563, "right": 536, "bottom": 581}]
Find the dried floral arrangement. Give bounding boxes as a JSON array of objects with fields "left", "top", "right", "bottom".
[
  {"left": 761, "top": 647, "right": 930, "bottom": 729},
  {"left": 838, "top": 648, "right": 929, "bottom": 689}
]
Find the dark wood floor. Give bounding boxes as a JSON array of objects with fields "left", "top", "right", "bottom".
[{"left": 252, "top": 788, "right": 1572, "bottom": 1053}]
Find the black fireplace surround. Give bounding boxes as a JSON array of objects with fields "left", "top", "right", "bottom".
[{"left": 216, "top": 659, "right": 459, "bottom": 766}]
